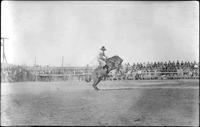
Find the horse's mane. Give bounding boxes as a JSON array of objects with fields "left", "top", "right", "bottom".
[{"left": 107, "top": 56, "right": 123, "bottom": 63}]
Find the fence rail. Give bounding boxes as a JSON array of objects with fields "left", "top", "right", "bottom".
[
  {"left": 35, "top": 73, "right": 92, "bottom": 77},
  {"left": 33, "top": 71, "right": 199, "bottom": 81},
  {"left": 1, "top": 65, "right": 199, "bottom": 82}
]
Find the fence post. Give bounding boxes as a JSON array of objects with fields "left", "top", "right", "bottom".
[{"left": 35, "top": 72, "right": 37, "bottom": 81}]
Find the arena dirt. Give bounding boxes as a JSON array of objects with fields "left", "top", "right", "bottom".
[{"left": 1, "top": 80, "right": 199, "bottom": 126}]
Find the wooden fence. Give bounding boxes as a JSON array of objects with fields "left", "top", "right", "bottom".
[{"left": 34, "top": 71, "right": 199, "bottom": 81}]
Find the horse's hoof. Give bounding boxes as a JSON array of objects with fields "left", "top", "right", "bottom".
[{"left": 93, "top": 87, "right": 100, "bottom": 91}]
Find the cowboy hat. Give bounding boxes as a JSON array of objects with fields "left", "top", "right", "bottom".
[{"left": 100, "top": 46, "right": 106, "bottom": 51}]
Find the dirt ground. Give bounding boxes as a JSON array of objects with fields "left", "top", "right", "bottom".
[{"left": 1, "top": 79, "right": 199, "bottom": 126}]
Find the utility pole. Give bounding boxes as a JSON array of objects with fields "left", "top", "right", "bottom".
[
  {"left": 61, "top": 56, "right": 64, "bottom": 67},
  {"left": 34, "top": 56, "right": 36, "bottom": 66},
  {"left": 1, "top": 37, "right": 8, "bottom": 63}
]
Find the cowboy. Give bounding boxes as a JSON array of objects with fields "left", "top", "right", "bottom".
[{"left": 98, "top": 46, "right": 108, "bottom": 70}]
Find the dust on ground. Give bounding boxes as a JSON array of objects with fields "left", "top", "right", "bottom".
[{"left": 1, "top": 79, "right": 199, "bottom": 126}]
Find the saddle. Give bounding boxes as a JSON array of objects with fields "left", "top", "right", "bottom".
[{"left": 98, "top": 64, "right": 109, "bottom": 73}]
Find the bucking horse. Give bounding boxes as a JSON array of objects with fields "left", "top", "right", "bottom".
[{"left": 87, "top": 55, "right": 123, "bottom": 90}]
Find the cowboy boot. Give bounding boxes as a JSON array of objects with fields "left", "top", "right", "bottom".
[
  {"left": 106, "top": 66, "right": 109, "bottom": 73},
  {"left": 103, "top": 65, "right": 109, "bottom": 73},
  {"left": 103, "top": 65, "right": 107, "bottom": 70}
]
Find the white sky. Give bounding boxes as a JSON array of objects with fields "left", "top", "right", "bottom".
[{"left": 1, "top": 1, "right": 199, "bottom": 66}]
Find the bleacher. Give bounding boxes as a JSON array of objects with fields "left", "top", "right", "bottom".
[{"left": 1, "top": 61, "right": 199, "bottom": 82}]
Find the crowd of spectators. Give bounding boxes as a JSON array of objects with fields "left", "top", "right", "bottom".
[
  {"left": 1, "top": 60, "right": 199, "bottom": 82},
  {"left": 122, "top": 60, "right": 199, "bottom": 72},
  {"left": 1, "top": 64, "right": 35, "bottom": 82},
  {"left": 116, "top": 60, "right": 199, "bottom": 80},
  {"left": 1, "top": 64, "right": 94, "bottom": 82}
]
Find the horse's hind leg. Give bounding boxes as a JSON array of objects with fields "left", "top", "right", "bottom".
[
  {"left": 92, "top": 79, "right": 99, "bottom": 90},
  {"left": 92, "top": 78, "right": 101, "bottom": 91}
]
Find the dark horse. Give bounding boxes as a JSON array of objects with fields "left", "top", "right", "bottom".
[{"left": 91, "top": 55, "right": 123, "bottom": 90}]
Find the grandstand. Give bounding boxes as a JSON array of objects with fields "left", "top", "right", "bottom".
[{"left": 1, "top": 60, "right": 199, "bottom": 82}]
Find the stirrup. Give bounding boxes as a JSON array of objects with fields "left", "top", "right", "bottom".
[{"left": 103, "top": 65, "right": 107, "bottom": 69}]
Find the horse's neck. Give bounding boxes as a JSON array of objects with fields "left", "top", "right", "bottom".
[
  {"left": 108, "top": 67, "right": 115, "bottom": 73},
  {"left": 107, "top": 66, "right": 120, "bottom": 73}
]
